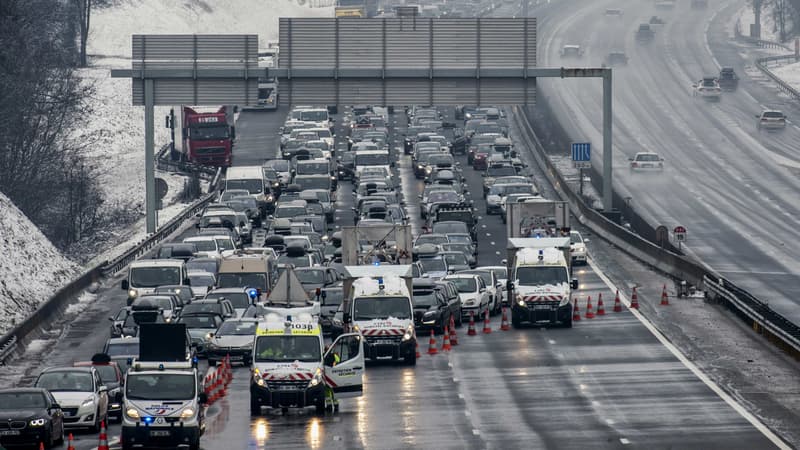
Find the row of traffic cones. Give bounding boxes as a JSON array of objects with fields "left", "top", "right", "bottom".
[
  {"left": 204, "top": 354, "right": 234, "bottom": 404},
  {"left": 572, "top": 286, "right": 670, "bottom": 321}
]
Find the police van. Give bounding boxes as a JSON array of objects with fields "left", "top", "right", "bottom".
[
  {"left": 249, "top": 315, "right": 364, "bottom": 415},
  {"left": 121, "top": 324, "right": 204, "bottom": 450}
]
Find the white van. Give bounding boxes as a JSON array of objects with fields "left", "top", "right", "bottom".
[
  {"left": 225, "top": 166, "right": 271, "bottom": 217},
  {"left": 122, "top": 259, "right": 188, "bottom": 306}
]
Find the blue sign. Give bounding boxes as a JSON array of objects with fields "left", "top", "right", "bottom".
[{"left": 571, "top": 142, "right": 591, "bottom": 169}]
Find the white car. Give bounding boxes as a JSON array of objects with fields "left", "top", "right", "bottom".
[
  {"left": 34, "top": 367, "right": 109, "bottom": 431},
  {"left": 443, "top": 274, "right": 490, "bottom": 321},
  {"left": 187, "top": 271, "right": 217, "bottom": 299},
  {"left": 693, "top": 77, "right": 721, "bottom": 101},
  {"left": 756, "top": 110, "right": 787, "bottom": 130},
  {"left": 629, "top": 152, "right": 664, "bottom": 171},
  {"left": 569, "top": 231, "right": 588, "bottom": 265},
  {"left": 479, "top": 266, "right": 509, "bottom": 305},
  {"left": 183, "top": 236, "right": 222, "bottom": 259},
  {"left": 457, "top": 269, "right": 503, "bottom": 315},
  {"left": 560, "top": 44, "right": 584, "bottom": 58}
]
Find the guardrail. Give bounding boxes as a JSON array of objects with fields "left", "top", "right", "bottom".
[
  {"left": 512, "top": 105, "right": 800, "bottom": 358},
  {"left": 156, "top": 143, "right": 218, "bottom": 180},
  {"left": 755, "top": 54, "right": 800, "bottom": 101},
  {"left": 0, "top": 160, "right": 223, "bottom": 365}
]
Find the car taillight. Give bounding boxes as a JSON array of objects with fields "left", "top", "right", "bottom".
[{"left": 632, "top": 162, "right": 638, "bottom": 167}]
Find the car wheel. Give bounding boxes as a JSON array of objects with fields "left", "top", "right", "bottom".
[
  {"left": 456, "top": 311, "right": 463, "bottom": 327},
  {"left": 53, "top": 422, "right": 64, "bottom": 445},
  {"left": 563, "top": 316, "right": 573, "bottom": 328},
  {"left": 404, "top": 351, "right": 417, "bottom": 366},
  {"left": 315, "top": 399, "right": 326, "bottom": 415},
  {"left": 250, "top": 399, "right": 262, "bottom": 416},
  {"left": 90, "top": 409, "right": 101, "bottom": 433}
]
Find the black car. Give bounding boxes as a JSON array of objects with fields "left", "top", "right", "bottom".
[
  {"left": 0, "top": 388, "right": 64, "bottom": 449},
  {"left": 154, "top": 243, "right": 197, "bottom": 262},
  {"left": 319, "top": 283, "right": 344, "bottom": 335},
  {"left": 412, "top": 278, "right": 461, "bottom": 334},
  {"left": 337, "top": 152, "right": 356, "bottom": 180}
]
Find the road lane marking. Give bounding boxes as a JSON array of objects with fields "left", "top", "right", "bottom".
[
  {"left": 472, "top": 429, "right": 480, "bottom": 436},
  {"left": 620, "top": 438, "right": 630, "bottom": 445},
  {"left": 588, "top": 258, "right": 791, "bottom": 450}
]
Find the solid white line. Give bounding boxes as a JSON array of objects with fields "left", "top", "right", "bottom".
[{"left": 587, "top": 258, "right": 791, "bottom": 450}]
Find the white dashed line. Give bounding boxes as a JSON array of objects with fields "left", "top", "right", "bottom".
[
  {"left": 548, "top": 339, "right": 556, "bottom": 344},
  {"left": 472, "top": 429, "right": 481, "bottom": 436},
  {"left": 620, "top": 438, "right": 630, "bottom": 445}
]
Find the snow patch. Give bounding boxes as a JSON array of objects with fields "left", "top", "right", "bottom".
[
  {"left": 25, "top": 339, "right": 51, "bottom": 355},
  {"left": 771, "top": 61, "right": 800, "bottom": 91},
  {"left": 0, "top": 193, "right": 78, "bottom": 336}
]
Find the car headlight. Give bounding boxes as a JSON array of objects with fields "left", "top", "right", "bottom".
[
  {"left": 128, "top": 289, "right": 138, "bottom": 299},
  {"left": 29, "top": 418, "right": 46, "bottom": 427},
  {"left": 180, "top": 407, "right": 196, "bottom": 419},
  {"left": 352, "top": 324, "right": 361, "bottom": 333},
  {"left": 205, "top": 332, "right": 214, "bottom": 341},
  {"left": 308, "top": 368, "right": 323, "bottom": 388},
  {"left": 518, "top": 299, "right": 526, "bottom": 307},
  {"left": 558, "top": 297, "right": 571, "bottom": 307},
  {"left": 81, "top": 397, "right": 95, "bottom": 408},
  {"left": 273, "top": 182, "right": 280, "bottom": 187},
  {"left": 266, "top": 195, "right": 274, "bottom": 202},
  {"left": 417, "top": 164, "right": 423, "bottom": 169},
  {"left": 425, "top": 167, "right": 432, "bottom": 174},
  {"left": 126, "top": 408, "right": 140, "bottom": 419},
  {"left": 402, "top": 324, "right": 414, "bottom": 341},
  {"left": 422, "top": 311, "right": 437, "bottom": 319}
]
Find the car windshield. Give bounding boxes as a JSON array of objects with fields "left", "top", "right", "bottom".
[
  {"left": 300, "top": 110, "right": 328, "bottom": 122},
  {"left": 434, "top": 223, "right": 467, "bottom": 235},
  {"left": 429, "top": 155, "right": 453, "bottom": 166},
  {"left": 570, "top": 233, "right": 583, "bottom": 244},
  {"left": 448, "top": 277, "right": 477, "bottom": 293},
  {"left": 275, "top": 206, "right": 306, "bottom": 218},
  {"left": 419, "top": 257, "right": 447, "bottom": 272},
  {"left": 207, "top": 292, "right": 251, "bottom": 309},
  {"left": 178, "top": 314, "right": 220, "bottom": 328},
  {"left": 217, "top": 273, "right": 267, "bottom": 290},
  {"left": 105, "top": 342, "right": 139, "bottom": 357},
  {"left": 516, "top": 266, "right": 568, "bottom": 286},
  {"left": 448, "top": 235, "right": 472, "bottom": 245},
  {"left": 443, "top": 244, "right": 471, "bottom": 254},
  {"left": 215, "top": 239, "right": 235, "bottom": 252},
  {"left": 322, "top": 289, "right": 343, "bottom": 306},
  {"left": 187, "top": 240, "right": 217, "bottom": 252},
  {"left": 266, "top": 160, "right": 289, "bottom": 172},
  {"left": 186, "top": 260, "right": 218, "bottom": 274},
  {"left": 353, "top": 297, "right": 412, "bottom": 320},
  {"left": 277, "top": 254, "right": 312, "bottom": 268},
  {"left": 130, "top": 267, "right": 181, "bottom": 288},
  {"left": 489, "top": 267, "right": 507, "bottom": 280},
  {"left": 443, "top": 253, "right": 468, "bottom": 266},
  {"left": 297, "top": 162, "right": 329, "bottom": 174},
  {"left": 254, "top": 336, "right": 321, "bottom": 363},
  {"left": 413, "top": 290, "right": 439, "bottom": 307},
  {"left": 636, "top": 154, "right": 660, "bottom": 162},
  {"left": 36, "top": 372, "right": 93, "bottom": 392},
  {"left": 464, "top": 271, "right": 492, "bottom": 286},
  {"left": 295, "top": 177, "right": 330, "bottom": 191},
  {"left": 488, "top": 166, "right": 517, "bottom": 177},
  {"left": 91, "top": 365, "right": 118, "bottom": 384},
  {"left": 140, "top": 296, "right": 173, "bottom": 310},
  {"left": 0, "top": 392, "right": 47, "bottom": 409},
  {"left": 226, "top": 179, "right": 262, "bottom": 194},
  {"left": 356, "top": 153, "right": 389, "bottom": 166},
  {"left": 416, "top": 235, "right": 449, "bottom": 246},
  {"left": 127, "top": 374, "right": 195, "bottom": 401},
  {"left": 217, "top": 321, "right": 257, "bottom": 336},
  {"left": 220, "top": 190, "right": 249, "bottom": 202},
  {"left": 701, "top": 79, "right": 716, "bottom": 87},
  {"left": 763, "top": 111, "right": 784, "bottom": 118},
  {"left": 429, "top": 192, "right": 459, "bottom": 203},
  {"left": 189, "top": 274, "right": 215, "bottom": 287},
  {"left": 296, "top": 270, "right": 325, "bottom": 284}
]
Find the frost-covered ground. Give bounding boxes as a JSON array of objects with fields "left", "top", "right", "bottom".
[
  {"left": 771, "top": 61, "right": 800, "bottom": 90},
  {"left": 735, "top": 2, "right": 789, "bottom": 43},
  {"left": 0, "top": 194, "right": 79, "bottom": 335},
  {"left": 0, "top": 0, "right": 331, "bottom": 337}
]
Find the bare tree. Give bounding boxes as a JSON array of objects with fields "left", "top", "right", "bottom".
[{"left": 76, "top": 0, "right": 92, "bottom": 67}]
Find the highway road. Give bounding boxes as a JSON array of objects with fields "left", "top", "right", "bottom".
[
  {"left": 537, "top": 0, "right": 800, "bottom": 324},
  {"left": 2, "top": 103, "right": 785, "bottom": 449}
]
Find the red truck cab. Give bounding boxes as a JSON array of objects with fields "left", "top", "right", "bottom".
[{"left": 182, "top": 106, "right": 234, "bottom": 167}]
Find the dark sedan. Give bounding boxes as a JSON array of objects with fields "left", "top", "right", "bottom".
[
  {"left": 0, "top": 388, "right": 64, "bottom": 449},
  {"left": 412, "top": 279, "right": 461, "bottom": 334},
  {"left": 319, "top": 284, "right": 344, "bottom": 335}
]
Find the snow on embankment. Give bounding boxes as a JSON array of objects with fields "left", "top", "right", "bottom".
[
  {"left": 89, "top": 0, "right": 334, "bottom": 57},
  {"left": 771, "top": 62, "right": 800, "bottom": 91},
  {"left": 0, "top": 193, "right": 78, "bottom": 336}
]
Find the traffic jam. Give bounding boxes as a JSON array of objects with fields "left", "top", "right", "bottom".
[{"left": 0, "top": 97, "right": 592, "bottom": 450}]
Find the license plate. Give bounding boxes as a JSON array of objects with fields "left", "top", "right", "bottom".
[
  {"left": 277, "top": 385, "right": 298, "bottom": 391},
  {"left": 534, "top": 304, "right": 552, "bottom": 310},
  {"left": 229, "top": 355, "right": 243, "bottom": 360},
  {"left": 150, "top": 430, "right": 171, "bottom": 437},
  {"left": 0, "top": 430, "right": 20, "bottom": 436},
  {"left": 642, "top": 164, "right": 653, "bottom": 168}
]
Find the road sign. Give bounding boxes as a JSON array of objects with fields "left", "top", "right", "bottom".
[
  {"left": 674, "top": 225, "right": 686, "bottom": 242},
  {"left": 572, "top": 142, "right": 591, "bottom": 169},
  {"left": 155, "top": 178, "right": 168, "bottom": 200},
  {"left": 655, "top": 225, "right": 669, "bottom": 248}
]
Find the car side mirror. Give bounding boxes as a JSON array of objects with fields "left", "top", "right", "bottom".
[
  {"left": 343, "top": 312, "right": 351, "bottom": 323},
  {"left": 98, "top": 385, "right": 108, "bottom": 393},
  {"left": 479, "top": 288, "right": 486, "bottom": 293},
  {"left": 571, "top": 279, "right": 579, "bottom": 290},
  {"left": 583, "top": 238, "right": 590, "bottom": 242},
  {"left": 115, "top": 391, "right": 124, "bottom": 402},
  {"left": 507, "top": 281, "right": 514, "bottom": 290},
  {"left": 121, "top": 280, "right": 129, "bottom": 290},
  {"left": 108, "top": 316, "right": 115, "bottom": 322},
  {"left": 50, "top": 403, "right": 61, "bottom": 411},
  {"left": 184, "top": 278, "right": 191, "bottom": 285}
]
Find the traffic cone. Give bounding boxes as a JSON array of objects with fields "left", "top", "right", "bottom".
[
  {"left": 660, "top": 284, "right": 669, "bottom": 306},
  {"left": 467, "top": 311, "right": 477, "bottom": 336},
  {"left": 572, "top": 297, "right": 581, "bottom": 322},
  {"left": 427, "top": 329, "right": 438, "bottom": 355},
  {"left": 613, "top": 290, "right": 623, "bottom": 313},
  {"left": 500, "top": 307, "right": 510, "bottom": 331},
  {"left": 218, "top": 366, "right": 227, "bottom": 398},
  {"left": 449, "top": 315, "right": 459, "bottom": 346},
  {"left": 40, "top": 443, "right": 45, "bottom": 450},
  {"left": 482, "top": 309, "right": 492, "bottom": 334},
  {"left": 441, "top": 326, "right": 452, "bottom": 352},
  {"left": 97, "top": 420, "right": 109, "bottom": 450},
  {"left": 584, "top": 296, "right": 595, "bottom": 319},
  {"left": 631, "top": 287, "right": 640, "bottom": 309},
  {"left": 596, "top": 293, "right": 606, "bottom": 316},
  {"left": 67, "top": 433, "right": 75, "bottom": 450}
]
